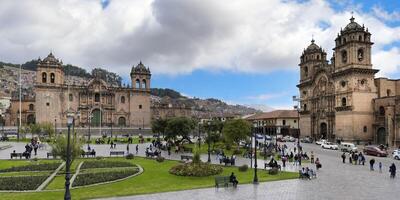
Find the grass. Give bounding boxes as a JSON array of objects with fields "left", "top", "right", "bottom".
[
  {"left": 0, "top": 159, "right": 59, "bottom": 170},
  {"left": 45, "top": 175, "right": 66, "bottom": 190},
  {"left": 0, "top": 171, "right": 52, "bottom": 177},
  {"left": 0, "top": 157, "right": 298, "bottom": 200}
]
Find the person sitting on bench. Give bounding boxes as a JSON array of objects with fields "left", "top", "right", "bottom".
[
  {"left": 229, "top": 172, "right": 238, "bottom": 187},
  {"left": 301, "top": 167, "right": 310, "bottom": 179}
]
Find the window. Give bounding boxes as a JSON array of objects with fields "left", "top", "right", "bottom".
[
  {"left": 379, "top": 106, "right": 385, "bottom": 116},
  {"left": 50, "top": 73, "right": 55, "bottom": 83},
  {"left": 282, "top": 120, "right": 286, "bottom": 126},
  {"left": 303, "top": 104, "right": 307, "bottom": 111},
  {"left": 359, "top": 35, "right": 362, "bottom": 41},
  {"left": 46, "top": 102, "right": 50, "bottom": 106},
  {"left": 363, "top": 126, "right": 367, "bottom": 133},
  {"left": 294, "top": 120, "right": 297, "bottom": 123},
  {"left": 135, "top": 79, "right": 140, "bottom": 88},
  {"left": 341, "top": 50, "right": 347, "bottom": 63},
  {"left": 121, "top": 96, "right": 125, "bottom": 103},
  {"left": 304, "top": 67, "right": 308, "bottom": 77},
  {"left": 357, "top": 49, "right": 364, "bottom": 61},
  {"left": 95, "top": 93, "right": 100, "bottom": 102},
  {"left": 341, "top": 81, "right": 346, "bottom": 87},
  {"left": 316, "top": 55, "right": 320, "bottom": 60},
  {"left": 139, "top": 105, "right": 142, "bottom": 109},
  {"left": 29, "top": 104, "right": 34, "bottom": 111},
  {"left": 361, "top": 79, "right": 365, "bottom": 85},
  {"left": 387, "top": 89, "right": 391, "bottom": 97},
  {"left": 142, "top": 79, "right": 147, "bottom": 89},
  {"left": 42, "top": 72, "right": 47, "bottom": 83},
  {"left": 69, "top": 94, "right": 73, "bottom": 102},
  {"left": 341, "top": 97, "right": 347, "bottom": 107}
]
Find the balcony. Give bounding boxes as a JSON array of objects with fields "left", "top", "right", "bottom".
[{"left": 335, "top": 106, "right": 353, "bottom": 112}]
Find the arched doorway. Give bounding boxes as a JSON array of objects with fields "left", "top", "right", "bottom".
[
  {"left": 118, "top": 117, "right": 126, "bottom": 127},
  {"left": 320, "top": 123, "right": 327, "bottom": 139},
  {"left": 27, "top": 114, "right": 35, "bottom": 125},
  {"left": 376, "top": 127, "right": 386, "bottom": 145},
  {"left": 92, "top": 109, "right": 102, "bottom": 127}
]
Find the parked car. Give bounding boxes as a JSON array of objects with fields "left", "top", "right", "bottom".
[
  {"left": 321, "top": 142, "right": 338, "bottom": 150},
  {"left": 315, "top": 139, "right": 327, "bottom": 145},
  {"left": 340, "top": 142, "right": 358, "bottom": 152},
  {"left": 283, "top": 136, "right": 296, "bottom": 142},
  {"left": 363, "top": 146, "right": 388, "bottom": 157},
  {"left": 301, "top": 136, "right": 313, "bottom": 143},
  {"left": 393, "top": 149, "right": 400, "bottom": 160}
]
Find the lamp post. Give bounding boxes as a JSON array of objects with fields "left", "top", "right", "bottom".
[
  {"left": 198, "top": 122, "right": 201, "bottom": 149},
  {"left": 65, "top": 113, "right": 74, "bottom": 200},
  {"left": 1, "top": 114, "right": 4, "bottom": 138},
  {"left": 54, "top": 118, "right": 57, "bottom": 135},
  {"left": 88, "top": 114, "right": 93, "bottom": 150},
  {"left": 253, "top": 127, "right": 258, "bottom": 184},
  {"left": 207, "top": 121, "right": 211, "bottom": 163}
]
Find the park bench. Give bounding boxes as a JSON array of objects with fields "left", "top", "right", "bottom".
[
  {"left": 219, "top": 157, "right": 235, "bottom": 166},
  {"left": 81, "top": 151, "right": 96, "bottom": 157},
  {"left": 47, "top": 152, "right": 55, "bottom": 159},
  {"left": 214, "top": 176, "right": 233, "bottom": 188},
  {"left": 10, "top": 152, "right": 23, "bottom": 159},
  {"left": 180, "top": 155, "right": 193, "bottom": 161},
  {"left": 110, "top": 151, "right": 125, "bottom": 157}
]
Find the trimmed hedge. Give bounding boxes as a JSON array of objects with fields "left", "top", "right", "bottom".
[
  {"left": 72, "top": 169, "right": 139, "bottom": 187},
  {"left": 0, "top": 175, "right": 48, "bottom": 190},
  {"left": 0, "top": 163, "right": 60, "bottom": 173},
  {"left": 169, "top": 163, "right": 223, "bottom": 177},
  {"left": 81, "top": 161, "right": 134, "bottom": 169}
]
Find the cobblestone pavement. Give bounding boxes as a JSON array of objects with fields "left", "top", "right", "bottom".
[{"left": 1, "top": 141, "right": 399, "bottom": 200}]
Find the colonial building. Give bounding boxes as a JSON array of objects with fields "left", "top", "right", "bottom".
[
  {"left": 298, "top": 16, "right": 400, "bottom": 146},
  {"left": 9, "top": 53, "right": 152, "bottom": 129},
  {"left": 246, "top": 110, "right": 299, "bottom": 137}
]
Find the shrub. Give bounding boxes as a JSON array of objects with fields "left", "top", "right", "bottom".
[
  {"left": 146, "top": 138, "right": 151, "bottom": 142},
  {"left": 233, "top": 149, "right": 242, "bottom": 155},
  {"left": 156, "top": 156, "right": 165, "bottom": 162},
  {"left": 96, "top": 156, "right": 104, "bottom": 160},
  {"left": 72, "top": 169, "right": 139, "bottom": 187},
  {"left": 0, "top": 163, "right": 60, "bottom": 172},
  {"left": 126, "top": 153, "right": 134, "bottom": 160},
  {"left": 0, "top": 175, "right": 48, "bottom": 190},
  {"left": 268, "top": 168, "right": 279, "bottom": 175},
  {"left": 192, "top": 151, "right": 201, "bottom": 164},
  {"left": 238, "top": 164, "right": 248, "bottom": 172},
  {"left": 81, "top": 161, "right": 134, "bottom": 169},
  {"left": 225, "top": 143, "right": 232, "bottom": 150},
  {"left": 169, "top": 163, "right": 223, "bottom": 177}
]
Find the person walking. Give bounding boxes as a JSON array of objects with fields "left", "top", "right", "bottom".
[
  {"left": 341, "top": 152, "right": 346, "bottom": 163},
  {"left": 310, "top": 151, "right": 314, "bottom": 164},
  {"left": 126, "top": 144, "right": 130, "bottom": 153},
  {"left": 349, "top": 152, "right": 352, "bottom": 164},
  {"left": 315, "top": 158, "right": 322, "bottom": 170},
  {"left": 389, "top": 163, "right": 396, "bottom": 178},
  {"left": 135, "top": 144, "right": 139, "bottom": 154},
  {"left": 379, "top": 162, "right": 382, "bottom": 173},
  {"left": 282, "top": 155, "right": 287, "bottom": 168},
  {"left": 369, "top": 158, "right": 375, "bottom": 171}
]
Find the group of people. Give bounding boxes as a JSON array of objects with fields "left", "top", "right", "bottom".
[{"left": 300, "top": 167, "right": 316, "bottom": 179}]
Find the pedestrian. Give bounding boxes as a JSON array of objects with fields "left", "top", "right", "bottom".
[
  {"left": 349, "top": 153, "right": 352, "bottom": 165},
  {"left": 282, "top": 155, "right": 287, "bottom": 168},
  {"left": 369, "top": 158, "right": 375, "bottom": 171},
  {"left": 167, "top": 145, "right": 171, "bottom": 156},
  {"left": 315, "top": 158, "right": 322, "bottom": 170},
  {"left": 379, "top": 162, "right": 382, "bottom": 173},
  {"left": 298, "top": 153, "right": 302, "bottom": 166},
  {"left": 389, "top": 163, "right": 396, "bottom": 178},
  {"left": 341, "top": 152, "right": 346, "bottom": 163},
  {"left": 135, "top": 144, "right": 139, "bottom": 154},
  {"left": 294, "top": 154, "right": 299, "bottom": 166},
  {"left": 127, "top": 144, "right": 130, "bottom": 153},
  {"left": 310, "top": 151, "right": 314, "bottom": 164},
  {"left": 110, "top": 141, "right": 114, "bottom": 149}
]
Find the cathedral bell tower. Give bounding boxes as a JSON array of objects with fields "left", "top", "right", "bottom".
[
  {"left": 36, "top": 52, "right": 64, "bottom": 86},
  {"left": 299, "top": 39, "right": 327, "bottom": 82},
  {"left": 130, "top": 61, "right": 151, "bottom": 91}
]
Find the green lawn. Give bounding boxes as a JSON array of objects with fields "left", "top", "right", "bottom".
[
  {"left": 0, "top": 159, "right": 59, "bottom": 170},
  {"left": 0, "top": 157, "right": 298, "bottom": 200}
]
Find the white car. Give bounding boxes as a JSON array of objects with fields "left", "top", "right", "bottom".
[
  {"left": 340, "top": 142, "right": 358, "bottom": 152},
  {"left": 315, "top": 139, "right": 327, "bottom": 145},
  {"left": 321, "top": 142, "right": 338, "bottom": 150},
  {"left": 393, "top": 150, "right": 400, "bottom": 160}
]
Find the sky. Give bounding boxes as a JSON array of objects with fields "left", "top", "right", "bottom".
[{"left": 1, "top": 0, "right": 400, "bottom": 110}]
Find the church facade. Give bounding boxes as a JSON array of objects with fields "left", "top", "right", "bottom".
[
  {"left": 9, "top": 53, "right": 151, "bottom": 129},
  {"left": 298, "top": 17, "right": 400, "bottom": 147}
]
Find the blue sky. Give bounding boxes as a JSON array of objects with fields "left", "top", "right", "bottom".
[{"left": 1, "top": 0, "right": 400, "bottom": 110}]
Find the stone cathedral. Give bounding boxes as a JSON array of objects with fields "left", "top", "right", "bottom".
[{"left": 298, "top": 17, "right": 400, "bottom": 147}]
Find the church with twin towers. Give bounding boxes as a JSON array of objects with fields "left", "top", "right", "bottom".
[{"left": 298, "top": 16, "right": 400, "bottom": 147}]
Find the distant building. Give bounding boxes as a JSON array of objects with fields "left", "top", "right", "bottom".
[
  {"left": 297, "top": 16, "right": 400, "bottom": 146},
  {"left": 245, "top": 110, "right": 299, "bottom": 136},
  {"left": 8, "top": 53, "right": 151, "bottom": 128}
]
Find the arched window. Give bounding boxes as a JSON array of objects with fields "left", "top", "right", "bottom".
[
  {"left": 303, "top": 104, "right": 307, "bottom": 111},
  {"left": 341, "top": 97, "right": 347, "bottom": 107},
  {"left": 118, "top": 117, "right": 126, "bottom": 127},
  {"left": 29, "top": 104, "right": 34, "bottom": 111},
  {"left": 343, "top": 38, "right": 346, "bottom": 44},
  {"left": 142, "top": 79, "right": 147, "bottom": 89},
  {"left": 359, "top": 35, "right": 362, "bottom": 41},
  {"left": 387, "top": 89, "right": 391, "bottom": 97},
  {"left": 341, "top": 50, "right": 347, "bottom": 63},
  {"left": 135, "top": 79, "right": 140, "bottom": 88},
  {"left": 50, "top": 73, "right": 55, "bottom": 83},
  {"left": 139, "top": 105, "right": 142, "bottom": 109},
  {"left": 42, "top": 72, "right": 47, "bottom": 83},
  {"left": 363, "top": 126, "right": 367, "bottom": 133},
  {"left": 304, "top": 67, "right": 308, "bottom": 77},
  {"left": 69, "top": 94, "right": 73, "bottom": 102},
  {"left": 357, "top": 49, "right": 364, "bottom": 61},
  {"left": 379, "top": 106, "right": 385, "bottom": 116},
  {"left": 316, "top": 55, "right": 320, "bottom": 60},
  {"left": 121, "top": 96, "right": 125, "bottom": 103},
  {"left": 94, "top": 93, "right": 100, "bottom": 102}
]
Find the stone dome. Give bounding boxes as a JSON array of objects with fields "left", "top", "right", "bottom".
[
  {"left": 131, "top": 61, "right": 150, "bottom": 75},
  {"left": 306, "top": 39, "right": 320, "bottom": 51},
  {"left": 40, "top": 52, "right": 62, "bottom": 66},
  {"left": 343, "top": 16, "right": 362, "bottom": 31}
]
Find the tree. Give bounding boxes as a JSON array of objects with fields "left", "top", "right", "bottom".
[
  {"left": 203, "top": 120, "right": 224, "bottom": 149},
  {"left": 51, "top": 135, "right": 83, "bottom": 162},
  {"left": 165, "top": 117, "right": 196, "bottom": 143},
  {"left": 222, "top": 119, "right": 251, "bottom": 147},
  {"left": 40, "top": 122, "right": 55, "bottom": 139},
  {"left": 151, "top": 118, "right": 168, "bottom": 138}
]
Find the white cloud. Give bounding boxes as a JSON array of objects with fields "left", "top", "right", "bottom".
[
  {"left": 247, "top": 92, "right": 287, "bottom": 101},
  {"left": 372, "top": 5, "right": 400, "bottom": 22},
  {"left": 0, "top": 0, "right": 399, "bottom": 78}
]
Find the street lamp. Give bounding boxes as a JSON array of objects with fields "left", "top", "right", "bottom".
[
  {"left": 198, "top": 122, "right": 201, "bottom": 149},
  {"left": 65, "top": 113, "right": 74, "bottom": 200},
  {"left": 253, "top": 127, "right": 258, "bottom": 184},
  {"left": 54, "top": 117, "right": 57, "bottom": 135},
  {"left": 88, "top": 113, "right": 93, "bottom": 150},
  {"left": 0, "top": 114, "right": 4, "bottom": 138},
  {"left": 207, "top": 121, "right": 211, "bottom": 163}
]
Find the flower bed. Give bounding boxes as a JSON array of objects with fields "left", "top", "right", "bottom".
[
  {"left": 169, "top": 163, "right": 223, "bottom": 177},
  {"left": 0, "top": 175, "right": 48, "bottom": 190},
  {"left": 0, "top": 163, "right": 60, "bottom": 173},
  {"left": 72, "top": 168, "right": 139, "bottom": 187},
  {"left": 80, "top": 161, "right": 134, "bottom": 169}
]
